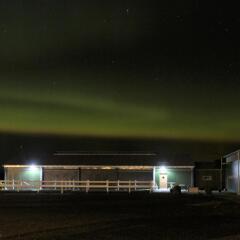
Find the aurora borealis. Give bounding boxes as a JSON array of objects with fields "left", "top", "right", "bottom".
[
  {"left": 0, "top": 1, "right": 240, "bottom": 146},
  {"left": 0, "top": 71, "right": 240, "bottom": 141}
]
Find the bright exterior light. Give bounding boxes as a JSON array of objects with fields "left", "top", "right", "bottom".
[
  {"left": 159, "top": 166, "right": 167, "bottom": 173},
  {"left": 29, "top": 164, "right": 38, "bottom": 172}
]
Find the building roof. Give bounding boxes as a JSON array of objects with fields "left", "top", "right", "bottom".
[
  {"left": 224, "top": 149, "right": 240, "bottom": 158},
  {"left": 4, "top": 151, "right": 194, "bottom": 167},
  {"left": 224, "top": 149, "right": 240, "bottom": 163}
]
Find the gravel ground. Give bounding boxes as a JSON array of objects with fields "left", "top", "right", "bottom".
[{"left": 0, "top": 192, "right": 240, "bottom": 239}]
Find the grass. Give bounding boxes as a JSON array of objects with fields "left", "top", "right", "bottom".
[{"left": 0, "top": 192, "right": 240, "bottom": 239}]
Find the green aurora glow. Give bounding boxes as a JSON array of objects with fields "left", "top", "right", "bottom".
[{"left": 0, "top": 71, "right": 239, "bottom": 142}]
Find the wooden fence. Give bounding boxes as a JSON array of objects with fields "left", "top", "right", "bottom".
[{"left": 0, "top": 180, "right": 155, "bottom": 193}]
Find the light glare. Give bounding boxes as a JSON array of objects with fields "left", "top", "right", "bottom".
[
  {"left": 29, "top": 164, "right": 38, "bottom": 172},
  {"left": 159, "top": 166, "right": 167, "bottom": 173}
]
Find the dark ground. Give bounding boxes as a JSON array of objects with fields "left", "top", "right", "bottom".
[{"left": 0, "top": 192, "right": 240, "bottom": 240}]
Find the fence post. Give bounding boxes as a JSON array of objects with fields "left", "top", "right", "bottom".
[
  {"left": 12, "top": 179, "right": 15, "bottom": 190},
  {"left": 86, "top": 180, "right": 89, "bottom": 193},
  {"left": 106, "top": 180, "right": 109, "bottom": 193},
  {"left": 128, "top": 180, "right": 131, "bottom": 194},
  {"left": 117, "top": 180, "right": 120, "bottom": 191},
  {"left": 61, "top": 181, "right": 64, "bottom": 194},
  {"left": 17, "top": 180, "right": 19, "bottom": 192},
  {"left": 149, "top": 181, "right": 154, "bottom": 193},
  {"left": 37, "top": 181, "right": 40, "bottom": 193},
  {"left": 134, "top": 180, "right": 137, "bottom": 191}
]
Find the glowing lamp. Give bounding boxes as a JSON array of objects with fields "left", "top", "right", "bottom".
[
  {"left": 159, "top": 166, "right": 167, "bottom": 173},
  {"left": 29, "top": 164, "right": 38, "bottom": 172}
]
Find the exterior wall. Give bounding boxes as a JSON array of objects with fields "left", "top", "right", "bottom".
[
  {"left": 4, "top": 167, "right": 153, "bottom": 183},
  {"left": 43, "top": 169, "right": 79, "bottom": 181},
  {"left": 154, "top": 167, "right": 193, "bottom": 189},
  {"left": 118, "top": 170, "right": 152, "bottom": 181},
  {"left": 80, "top": 169, "right": 118, "bottom": 181},
  {"left": 225, "top": 151, "right": 240, "bottom": 193},
  {"left": 80, "top": 169, "right": 153, "bottom": 181},
  {"left": 226, "top": 160, "right": 239, "bottom": 192},
  {"left": 5, "top": 166, "right": 42, "bottom": 190},
  {"left": 195, "top": 169, "right": 221, "bottom": 190}
]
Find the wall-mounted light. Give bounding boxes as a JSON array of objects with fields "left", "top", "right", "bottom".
[
  {"left": 29, "top": 164, "right": 38, "bottom": 172},
  {"left": 159, "top": 166, "right": 167, "bottom": 174}
]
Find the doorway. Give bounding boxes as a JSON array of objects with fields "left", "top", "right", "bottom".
[{"left": 159, "top": 174, "right": 168, "bottom": 189}]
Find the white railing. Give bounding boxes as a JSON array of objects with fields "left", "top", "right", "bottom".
[{"left": 0, "top": 180, "right": 155, "bottom": 194}]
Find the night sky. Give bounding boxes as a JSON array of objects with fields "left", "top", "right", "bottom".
[{"left": 0, "top": 1, "right": 240, "bottom": 162}]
